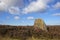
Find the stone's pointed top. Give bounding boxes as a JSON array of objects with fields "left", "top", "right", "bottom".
[
  {"left": 35, "top": 18, "right": 43, "bottom": 21},
  {"left": 34, "top": 18, "right": 47, "bottom": 31}
]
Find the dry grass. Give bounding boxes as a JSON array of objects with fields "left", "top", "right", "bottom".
[
  {"left": 0, "top": 36, "right": 21, "bottom": 40},
  {"left": 26, "top": 36, "right": 60, "bottom": 40},
  {"left": 0, "top": 36, "right": 60, "bottom": 40}
]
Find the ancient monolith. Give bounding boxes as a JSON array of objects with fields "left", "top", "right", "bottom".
[{"left": 34, "top": 19, "right": 47, "bottom": 31}]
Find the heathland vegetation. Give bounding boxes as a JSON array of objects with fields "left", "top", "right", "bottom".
[{"left": 0, "top": 25, "right": 60, "bottom": 40}]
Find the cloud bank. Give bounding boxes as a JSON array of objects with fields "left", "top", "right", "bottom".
[
  {"left": 0, "top": 0, "right": 23, "bottom": 11},
  {"left": 0, "top": 0, "right": 60, "bottom": 15},
  {"left": 22, "top": 0, "right": 51, "bottom": 14}
]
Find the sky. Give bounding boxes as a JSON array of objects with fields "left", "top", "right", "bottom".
[{"left": 0, "top": 0, "right": 60, "bottom": 26}]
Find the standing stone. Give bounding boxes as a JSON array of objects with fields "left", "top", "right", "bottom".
[{"left": 34, "top": 19, "right": 47, "bottom": 31}]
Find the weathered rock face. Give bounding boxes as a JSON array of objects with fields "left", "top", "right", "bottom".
[{"left": 34, "top": 19, "right": 47, "bottom": 31}]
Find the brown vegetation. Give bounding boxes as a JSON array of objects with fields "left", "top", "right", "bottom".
[{"left": 0, "top": 25, "right": 60, "bottom": 40}]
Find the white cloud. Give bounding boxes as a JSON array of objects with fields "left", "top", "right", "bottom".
[
  {"left": 14, "top": 16, "right": 20, "bottom": 20},
  {"left": 22, "top": 0, "right": 51, "bottom": 14},
  {"left": 8, "top": 7, "right": 20, "bottom": 15},
  {"left": 52, "top": 13, "right": 60, "bottom": 16},
  {"left": 0, "top": 0, "right": 23, "bottom": 11},
  {"left": 27, "top": 16, "right": 34, "bottom": 20},
  {"left": 0, "top": 0, "right": 17, "bottom": 11},
  {"left": 53, "top": 2, "right": 60, "bottom": 9},
  {"left": 0, "top": 1, "right": 7, "bottom": 11}
]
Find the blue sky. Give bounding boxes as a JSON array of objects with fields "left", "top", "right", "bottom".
[{"left": 0, "top": 0, "right": 60, "bottom": 26}]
